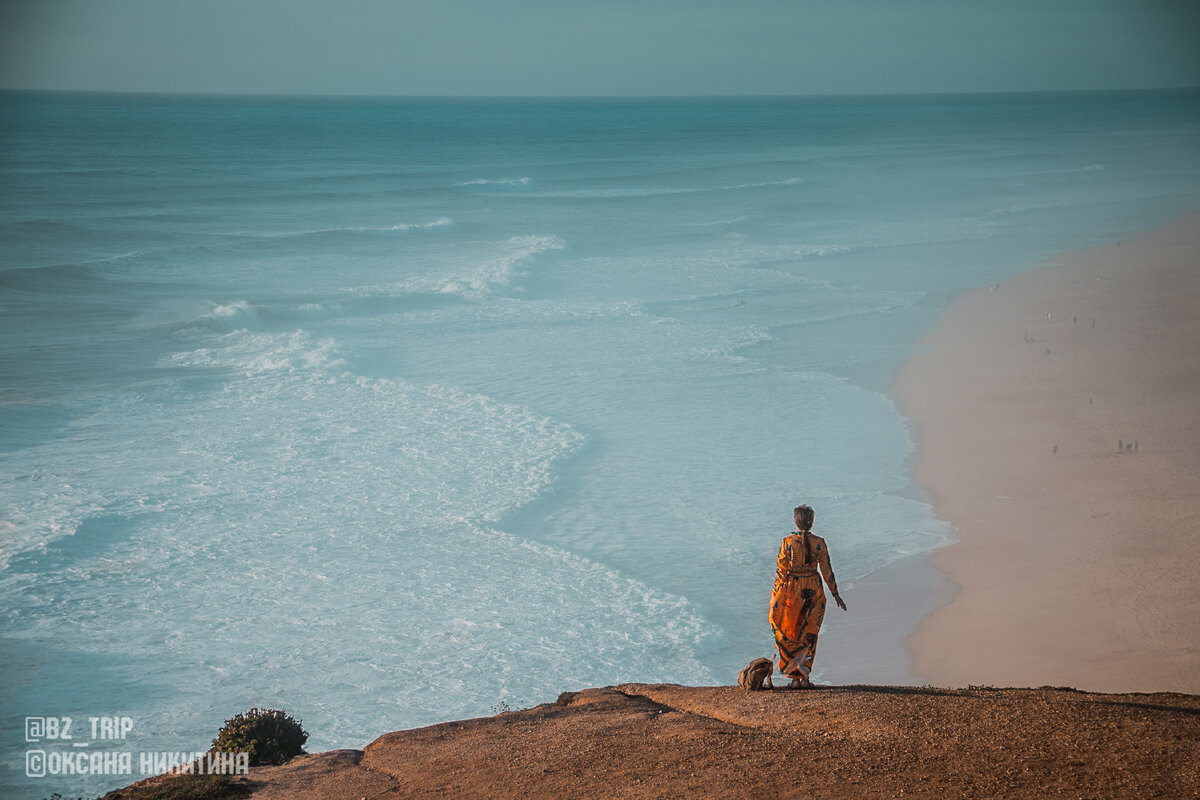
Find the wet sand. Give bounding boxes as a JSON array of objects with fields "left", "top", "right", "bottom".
[
  {"left": 894, "top": 208, "right": 1200, "bottom": 693},
  {"left": 817, "top": 551, "right": 955, "bottom": 686}
]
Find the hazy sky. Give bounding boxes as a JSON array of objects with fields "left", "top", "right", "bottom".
[{"left": 2, "top": 0, "right": 1198, "bottom": 96}]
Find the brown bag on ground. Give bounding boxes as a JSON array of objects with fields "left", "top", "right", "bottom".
[{"left": 737, "top": 657, "right": 774, "bottom": 691}]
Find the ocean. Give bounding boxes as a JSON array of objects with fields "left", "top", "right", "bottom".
[{"left": 3, "top": 90, "right": 1199, "bottom": 796}]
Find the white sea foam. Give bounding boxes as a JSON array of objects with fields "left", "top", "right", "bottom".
[
  {"left": 353, "top": 234, "right": 566, "bottom": 300},
  {"left": 166, "top": 330, "right": 347, "bottom": 376},
  {"left": 457, "top": 177, "right": 534, "bottom": 189},
  {"left": 388, "top": 217, "right": 455, "bottom": 231},
  {"left": 169, "top": 300, "right": 266, "bottom": 334},
  {"left": 728, "top": 177, "right": 804, "bottom": 189},
  {"left": 257, "top": 217, "right": 455, "bottom": 239},
  {"left": 2, "top": 317, "right": 727, "bottom": 760}
]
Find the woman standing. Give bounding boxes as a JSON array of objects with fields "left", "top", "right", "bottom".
[{"left": 769, "top": 504, "right": 847, "bottom": 688}]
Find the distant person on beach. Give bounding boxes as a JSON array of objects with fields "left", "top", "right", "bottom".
[{"left": 769, "top": 505, "right": 847, "bottom": 689}]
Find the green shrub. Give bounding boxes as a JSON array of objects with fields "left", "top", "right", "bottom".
[{"left": 210, "top": 707, "right": 308, "bottom": 767}]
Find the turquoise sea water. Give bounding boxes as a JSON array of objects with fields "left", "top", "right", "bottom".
[{"left": 3, "top": 90, "right": 1199, "bottom": 796}]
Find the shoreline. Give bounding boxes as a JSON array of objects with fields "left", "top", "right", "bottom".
[
  {"left": 893, "top": 207, "right": 1200, "bottom": 693},
  {"left": 819, "top": 549, "right": 955, "bottom": 686}
]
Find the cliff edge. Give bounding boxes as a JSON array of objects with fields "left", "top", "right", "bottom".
[{"left": 110, "top": 683, "right": 1200, "bottom": 799}]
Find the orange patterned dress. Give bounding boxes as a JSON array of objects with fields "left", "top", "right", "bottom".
[{"left": 769, "top": 531, "right": 840, "bottom": 680}]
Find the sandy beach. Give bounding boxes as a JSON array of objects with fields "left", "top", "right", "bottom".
[{"left": 894, "top": 208, "right": 1200, "bottom": 693}]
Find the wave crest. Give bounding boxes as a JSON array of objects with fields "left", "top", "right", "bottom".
[
  {"left": 456, "top": 177, "right": 535, "bottom": 191},
  {"left": 258, "top": 217, "right": 455, "bottom": 240},
  {"left": 353, "top": 234, "right": 567, "bottom": 301}
]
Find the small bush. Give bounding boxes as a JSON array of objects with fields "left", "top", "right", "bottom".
[{"left": 210, "top": 707, "right": 308, "bottom": 767}]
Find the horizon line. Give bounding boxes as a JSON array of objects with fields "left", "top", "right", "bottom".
[{"left": 3, "top": 85, "right": 1199, "bottom": 103}]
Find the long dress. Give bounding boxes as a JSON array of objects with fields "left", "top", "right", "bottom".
[{"left": 768, "top": 530, "right": 840, "bottom": 680}]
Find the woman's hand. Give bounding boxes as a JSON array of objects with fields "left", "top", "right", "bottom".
[{"left": 834, "top": 595, "right": 847, "bottom": 611}]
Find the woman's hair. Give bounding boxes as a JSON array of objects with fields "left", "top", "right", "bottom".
[
  {"left": 794, "top": 505, "right": 815, "bottom": 564},
  {"left": 793, "top": 505, "right": 815, "bottom": 531}
]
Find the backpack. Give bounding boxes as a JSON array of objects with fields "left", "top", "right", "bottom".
[{"left": 737, "top": 656, "right": 774, "bottom": 691}]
